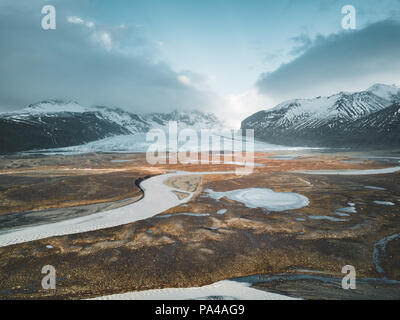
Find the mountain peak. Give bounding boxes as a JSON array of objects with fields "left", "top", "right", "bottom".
[
  {"left": 367, "top": 83, "right": 398, "bottom": 90},
  {"left": 242, "top": 83, "right": 400, "bottom": 148},
  {"left": 367, "top": 83, "right": 400, "bottom": 100},
  {"left": 24, "top": 100, "right": 87, "bottom": 114}
]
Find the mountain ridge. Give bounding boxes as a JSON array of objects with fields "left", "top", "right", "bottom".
[
  {"left": 241, "top": 84, "right": 400, "bottom": 148},
  {"left": 0, "top": 100, "right": 224, "bottom": 153}
]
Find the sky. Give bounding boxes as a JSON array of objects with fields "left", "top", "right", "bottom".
[{"left": 0, "top": 0, "right": 399, "bottom": 127}]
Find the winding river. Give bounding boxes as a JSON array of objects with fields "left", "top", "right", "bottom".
[
  {"left": 1, "top": 164, "right": 399, "bottom": 248},
  {"left": 1, "top": 165, "right": 400, "bottom": 300},
  {"left": 0, "top": 171, "right": 202, "bottom": 248}
]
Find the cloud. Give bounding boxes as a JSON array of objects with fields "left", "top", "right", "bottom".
[
  {"left": 256, "top": 20, "right": 400, "bottom": 101},
  {"left": 177, "top": 75, "right": 191, "bottom": 86},
  {"left": 0, "top": 1, "right": 222, "bottom": 115},
  {"left": 176, "top": 71, "right": 216, "bottom": 91},
  {"left": 288, "top": 33, "right": 313, "bottom": 56},
  {"left": 222, "top": 89, "right": 273, "bottom": 128},
  {"left": 67, "top": 16, "right": 84, "bottom": 25},
  {"left": 96, "top": 32, "right": 113, "bottom": 51},
  {"left": 67, "top": 15, "right": 94, "bottom": 28}
]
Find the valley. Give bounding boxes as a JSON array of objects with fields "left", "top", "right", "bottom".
[{"left": 0, "top": 150, "right": 399, "bottom": 299}]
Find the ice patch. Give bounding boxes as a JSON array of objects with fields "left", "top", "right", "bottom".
[
  {"left": 337, "top": 206, "right": 357, "bottom": 214},
  {"left": 296, "top": 166, "right": 400, "bottom": 175},
  {"left": 342, "top": 160, "right": 363, "bottom": 164},
  {"left": 365, "top": 186, "right": 386, "bottom": 191},
  {"left": 269, "top": 155, "right": 299, "bottom": 160},
  {"left": 217, "top": 209, "right": 228, "bottom": 215},
  {"left": 188, "top": 160, "right": 264, "bottom": 167},
  {"left": 205, "top": 188, "right": 309, "bottom": 212},
  {"left": 110, "top": 159, "right": 135, "bottom": 163},
  {"left": 308, "top": 215, "right": 346, "bottom": 222},
  {"left": 335, "top": 212, "right": 350, "bottom": 217},
  {"left": 374, "top": 201, "right": 395, "bottom": 206},
  {"left": 156, "top": 213, "right": 210, "bottom": 219},
  {"left": 91, "top": 280, "right": 298, "bottom": 300},
  {"left": 32, "top": 132, "right": 319, "bottom": 155}
]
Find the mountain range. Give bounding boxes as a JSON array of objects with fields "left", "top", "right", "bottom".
[
  {"left": 0, "top": 100, "right": 223, "bottom": 153},
  {"left": 2, "top": 83, "right": 399, "bottom": 153},
  {"left": 241, "top": 84, "right": 400, "bottom": 148}
]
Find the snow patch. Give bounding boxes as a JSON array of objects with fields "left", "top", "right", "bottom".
[
  {"left": 205, "top": 188, "right": 309, "bottom": 212},
  {"left": 373, "top": 201, "right": 395, "bottom": 206},
  {"left": 296, "top": 166, "right": 400, "bottom": 175},
  {"left": 90, "top": 280, "right": 298, "bottom": 300},
  {"left": 337, "top": 206, "right": 357, "bottom": 214},
  {"left": 364, "top": 186, "right": 386, "bottom": 191},
  {"left": 308, "top": 215, "right": 346, "bottom": 222}
]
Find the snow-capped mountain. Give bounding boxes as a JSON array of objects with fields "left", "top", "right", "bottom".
[
  {"left": 6, "top": 100, "right": 151, "bottom": 134},
  {"left": 241, "top": 84, "right": 400, "bottom": 148},
  {"left": 0, "top": 100, "right": 224, "bottom": 153},
  {"left": 20, "top": 100, "right": 91, "bottom": 114},
  {"left": 8, "top": 100, "right": 223, "bottom": 132}
]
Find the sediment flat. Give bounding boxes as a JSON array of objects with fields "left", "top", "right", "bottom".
[{"left": 0, "top": 150, "right": 399, "bottom": 299}]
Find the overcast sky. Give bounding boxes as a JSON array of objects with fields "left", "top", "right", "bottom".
[{"left": 0, "top": 0, "right": 399, "bottom": 127}]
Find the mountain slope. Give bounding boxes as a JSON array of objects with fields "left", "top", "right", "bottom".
[
  {"left": 348, "top": 103, "right": 400, "bottom": 146},
  {"left": 241, "top": 84, "right": 400, "bottom": 148},
  {"left": 0, "top": 111, "right": 131, "bottom": 153},
  {"left": 0, "top": 100, "right": 224, "bottom": 153}
]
